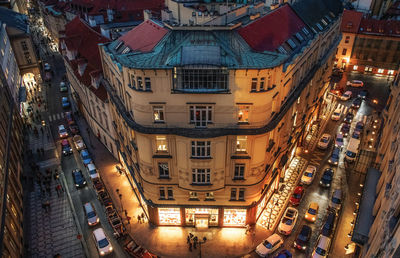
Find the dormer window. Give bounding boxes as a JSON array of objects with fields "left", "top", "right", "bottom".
[
  {"left": 316, "top": 23, "right": 324, "bottom": 31},
  {"left": 278, "top": 46, "right": 287, "bottom": 54},
  {"left": 295, "top": 32, "right": 304, "bottom": 42},
  {"left": 302, "top": 27, "right": 310, "bottom": 35},
  {"left": 321, "top": 18, "right": 328, "bottom": 26},
  {"left": 287, "top": 39, "right": 297, "bottom": 49},
  {"left": 347, "top": 22, "right": 353, "bottom": 29}
]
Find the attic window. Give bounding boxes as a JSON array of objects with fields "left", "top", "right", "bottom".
[
  {"left": 115, "top": 41, "right": 123, "bottom": 51},
  {"left": 295, "top": 32, "right": 304, "bottom": 42},
  {"left": 122, "top": 47, "right": 131, "bottom": 54},
  {"left": 302, "top": 27, "right": 310, "bottom": 35},
  {"left": 316, "top": 23, "right": 324, "bottom": 31},
  {"left": 287, "top": 39, "right": 297, "bottom": 49},
  {"left": 325, "top": 15, "right": 332, "bottom": 22},
  {"left": 321, "top": 19, "right": 328, "bottom": 26},
  {"left": 347, "top": 22, "right": 353, "bottom": 28},
  {"left": 278, "top": 46, "right": 287, "bottom": 54},
  {"left": 367, "top": 27, "right": 372, "bottom": 32}
]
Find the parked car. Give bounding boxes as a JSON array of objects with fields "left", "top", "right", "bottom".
[
  {"left": 331, "top": 107, "right": 342, "bottom": 121},
  {"left": 80, "top": 149, "right": 92, "bottom": 166},
  {"left": 290, "top": 186, "right": 305, "bottom": 206},
  {"left": 321, "top": 212, "right": 337, "bottom": 237},
  {"left": 84, "top": 202, "right": 99, "bottom": 226},
  {"left": 351, "top": 97, "right": 362, "bottom": 109},
  {"left": 73, "top": 135, "right": 86, "bottom": 151},
  {"left": 93, "top": 228, "right": 113, "bottom": 256},
  {"left": 340, "top": 90, "right": 352, "bottom": 101},
  {"left": 332, "top": 68, "right": 344, "bottom": 77},
  {"left": 305, "top": 202, "right": 319, "bottom": 222},
  {"left": 273, "top": 250, "right": 292, "bottom": 258},
  {"left": 317, "top": 134, "right": 332, "bottom": 149},
  {"left": 60, "top": 81, "right": 67, "bottom": 92},
  {"left": 329, "top": 189, "right": 343, "bottom": 213},
  {"left": 320, "top": 168, "right": 334, "bottom": 187},
  {"left": 352, "top": 130, "right": 361, "bottom": 139},
  {"left": 358, "top": 89, "right": 368, "bottom": 99},
  {"left": 312, "top": 235, "right": 331, "bottom": 258},
  {"left": 87, "top": 163, "right": 100, "bottom": 180},
  {"left": 65, "top": 111, "right": 74, "bottom": 125},
  {"left": 294, "top": 225, "right": 312, "bottom": 251},
  {"left": 256, "top": 234, "right": 284, "bottom": 257},
  {"left": 69, "top": 124, "right": 80, "bottom": 135},
  {"left": 301, "top": 165, "right": 317, "bottom": 185},
  {"left": 335, "top": 134, "right": 344, "bottom": 148},
  {"left": 72, "top": 169, "right": 87, "bottom": 188},
  {"left": 343, "top": 112, "right": 354, "bottom": 124},
  {"left": 328, "top": 147, "right": 340, "bottom": 165},
  {"left": 61, "top": 97, "right": 70, "bottom": 108},
  {"left": 278, "top": 207, "right": 298, "bottom": 235},
  {"left": 347, "top": 80, "right": 364, "bottom": 87},
  {"left": 61, "top": 139, "right": 73, "bottom": 156},
  {"left": 58, "top": 125, "right": 68, "bottom": 138},
  {"left": 355, "top": 121, "right": 364, "bottom": 132},
  {"left": 340, "top": 123, "right": 350, "bottom": 137}
]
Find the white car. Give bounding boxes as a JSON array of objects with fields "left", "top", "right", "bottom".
[
  {"left": 340, "top": 90, "right": 352, "bottom": 101},
  {"left": 312, "top": 235, "right": 331, "bottom": 258},
  {"left": 93, "top": 228, "right": 113, "bottom": 256},
  {"left": 301, "top": 165, "right": 317, "bottom": 185},
  {"left": 256, "top": 234, "right": 283, "bottom": 257},
  {"left": 278, "top": 207, "right": 298, "bottom": 235},
  {"left": 73, "top": 135, "right": 86, "bottom": 151},
  {"left": 331, "top": 107, "right": 342, "bottom": 121},
  {"left": 317, "top": 134, "right": 332, "bottom": 150},
  {"left": 58, "top": 125, "right": 68, "bottom": 138},
  {"left": 335, "top": 134, "right": 344, "bottom": 148},
  {"left": 346, "top": 80, "right": 364, "bottom": 87}
]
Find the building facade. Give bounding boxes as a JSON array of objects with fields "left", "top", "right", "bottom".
[
  {"left": 336, "top": 9, "right": 400, "bottom": 76},
  {"left": 59, "top": 17, "right": 117, "bottom": 157},
  {"left": 100, "top": 0, "right": 343, "bottom": 228},
  {"left": 0, "top": 67, "right": 24, "bottom": 258}
]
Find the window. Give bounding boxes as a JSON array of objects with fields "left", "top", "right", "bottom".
[
  {"left": 156, "top": 136, "right": 167, "bottom": 152},
  {"left": 378, "top": 69, "right": 384, "bottom": 73},
  {"left": 295, "top": 32, "right": 304, "bottom": 42},
  {"left": 238, "top": 188, "right": 245, "bottom": 200},
  {"left": 278, "top": 46, "right": 287, "bottom": 54},
  {"left": 137, "top": 77, "right": 143, "bottom": 90},
  {"left": 192, "top": 168, "right": 211, "bottom": 184},
  {"left": 388, "top": 70, "right": 395, "bottom": 75},
  {"left": 236, "top": 136, "right": 247, "bottom": 152},
  {"left": 238, "top": 106, "right": 249, "bottom": 123},
  {"left": 173, "top": 67, "right": 228, "bottom": 92},
  {"left": 189, "top": 105, "right": 213, "bottom": 127},
  {"left": 205, "top": 192, "right": 214, "bottom": 200},
  {"left": 167, "top": 187, "right": 173, "bottom": 199},
  {"left": 159, "top": 187, "right": 166, "bottom": 199},
  {"left": 259, "top": 77, "right": 265, "bottom": 91},
  {"left": 153, "top": 106, "right": 165, "bottom": 122},
  {"left": 342, "top": 48, "right": 347, "bottom": 55},
  {"left": 189, "top": 192, "right": 198, "bottom": 200},
  {"left": 130, "top": 74, "right": 136, "bottom": 88},
  {"left": 316, "top": 23, "right": 324, "bottom": 31},
  {"left": 20, "top": 41, "right": 28, "bottom": 51},
  {"left": 230, "top": 188, "right": 237, "bottom": 200},
  {"left": 145, "top": 77, "right": 151, "bottom": 90},
  {"left": 321, "top": 18, "right": 328, "bottom": 26},
  {"left": 287, "top": 39, "right": 297, "bottom": 49},
  {"left": 302, "top": 27, "right": 310, "bottom": 35},
  {"left": 191, "top": 141, "right": 211, "bottom": 157},
  {"left": 234, "top": 164, "right": 245, "bottom": 179},
  {"left": 345, "top": 36, "right": 350, "bottom": 44},
  {"left": 353, "top": 65, "right": 358, "bottom": 70},
  {"left": 251, "top": 78, "right": 258, "bottom": 91},
  {"left": 158, "top": 163, "right": 169, "bottom": 178}
]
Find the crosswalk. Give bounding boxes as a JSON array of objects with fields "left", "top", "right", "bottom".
[
  {"left": 37, "top": 158, "right": 59, "bottom": 169},
  {"left": 48, "top": 112, "right": 65, "bottom": 122}
]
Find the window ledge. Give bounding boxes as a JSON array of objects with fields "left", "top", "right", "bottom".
[
  {"left": 191, "top": 183, "right": 212, "bottom": 186},
  {"left": 229, "top": 199, "right": 246, "bottom": 202},
  {"left": 237, "top": 122, "right": 249, "bottom": 125},
  {"left": 154, "top": 121, "right": 165, "bottom": 124},
  {"left": 158, "top": 176, "right": 171, "bottom": 180},
  {"left": 153, "top": 154, "right": 172, "bottom": 159},
  {"left": 172, "top": 89, "right": 231, "bottom": 94},
  {"left": 190, "top": 157, "right": 212, "bottom": 160},
  {"left": 204, "top": 199, "right": 216, "bottom": 201},
  {"left": 130, "top": 87, "right": 153, "bottom": 93},
  {"left": 233, "top": 177, "right": 245, "bottom": 181},
  {"left": 188, "top": 198, "right": 200, "bottom": 201},
  {"left": 231, "top": 155, "right": 251, "bottom": 159}
]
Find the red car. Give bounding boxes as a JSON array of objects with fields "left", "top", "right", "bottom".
[{"left": 290, "top": 186, "right": 304, "bottom": 206}]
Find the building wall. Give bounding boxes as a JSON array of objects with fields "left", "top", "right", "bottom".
[
  {"left": 362, "top": 72, "right": 400, "bottom": 257},
  {"left": 43, "top": 13, "right": 67, "bottom": 44},
  {"left": 0, "top": 69, "right": 24, "bottom": 258},
  {"left": 336, "top": 31, "right": 356, "bottom": 69}
]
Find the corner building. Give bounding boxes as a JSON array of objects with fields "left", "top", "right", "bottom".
[{"left": 100, "top": 0, "right": 343, "bottom": 227}]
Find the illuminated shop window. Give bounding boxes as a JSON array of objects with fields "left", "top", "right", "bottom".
[
  {"left": 236, "top": 136, "right": 247, "bottom": 152},
  {"left": 223, "top": 209, "right": 246, "bottom": 226},
  {"left": 237, "top": 106, "right": 249, "bottom": 123},
  {"left": 388, "top": 70, "right": 395, "bottom": 75},
  {"left": 378, "top": 69, "right": 385, "bottom": 74},
  {"left": 185, "top": 208, "right": 219, "bottom": 226},
  {"left": 156, "top": 135, "right": 167, "bottom": 152},
  {"left": 158, "top": 208, "right": 181, "bottom": 225},
  {"left": 353, "top": 65, "right": 358, "bottom": 71}
]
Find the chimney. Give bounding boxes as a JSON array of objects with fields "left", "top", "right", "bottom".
[
  {"left": 77, "top": 59, "right": 87, "bottom": 76},
  {"left": 144, "top": 9, "right": 152, "bottom": 21}
]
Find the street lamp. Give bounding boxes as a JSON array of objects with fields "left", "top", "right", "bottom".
[{"left": 199, "top": 236, "right": 207, "bottom": 258}]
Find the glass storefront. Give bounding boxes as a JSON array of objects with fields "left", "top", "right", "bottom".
[
  {"left": 185, "top": 208, "right": 219, "bottom": 227},
  {"left": 223, "top": 209, "right": 246, "bottom": 226},
  {"left": 158, "top": 208, "right": 181, "bottom": 225}
]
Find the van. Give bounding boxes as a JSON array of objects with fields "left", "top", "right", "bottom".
[
  {"left": 312, "top": 235, "right": 331, "bottom": 258},
  {"left": 93, "top": 228, "right": 113, "bottom": 256},
  {"left": 84, "top": 202, "right": 99, "bottom": 226},
  {"left": 87, "top": 163, "right": 99, "bottom": 180},
  {"left": 329, "top": 189, "right": 343, "bottom": 213},
  {"left": 345, "top": 138, "right": 360, "bottom": 162}
]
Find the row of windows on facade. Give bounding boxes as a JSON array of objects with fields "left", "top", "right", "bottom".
[
  {"left": 159, "top": 187, "right": 245, "bottom": 201},
  {"left": 153, "top": 105, "right": 250, "bottom": 125},
  {"left": 158, "top": 163, "right": 245, "bottom": 182},
  {"left": 156, "top": 137, "right": 248, "bottom": 155},
  {"left": 129, "top": 75, "right": 151, "bottom": 91}
]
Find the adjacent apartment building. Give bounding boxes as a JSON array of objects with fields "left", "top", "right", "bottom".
[
  {"left": 336, "top": 9, "right": 400, "bottom": 76},
  {"left": 99, "top": 0, "right": 343, "bottom": 227},
  {"left": 0, "top": 67, "right": 24, "bottom": 258}
]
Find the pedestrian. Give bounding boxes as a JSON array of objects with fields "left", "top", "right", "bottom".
[
  {"left": 193, "top": 239, "right": 197, "bottom": 249},
  {"left": 189, "top": 232, "right": 194, "bottom": 239},
  {"left": 245, "top": 224, "right": 250, "bottom": 235},
  {"left": 141, "top": 213, "right": 145, "bottom": 222},
  {"left": 187, "top": 235, "right": 190, "bottom": 244},
  {"left": 189, "top": 242, "right": 192, "bottom": 252},
  {"left": 137, "top": 214, "right": 141, "bottom": 224}
]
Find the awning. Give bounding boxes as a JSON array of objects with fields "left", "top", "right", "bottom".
[
  {"left": 18, "top": 86, "right": 27, "bottom": 102},
  {"left": 352, "top": 168, "right": 381, "bottom": 245}
]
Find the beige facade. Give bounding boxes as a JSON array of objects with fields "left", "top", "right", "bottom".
[{"left": 336, "top": 32, "right": 356, "bottom": 69}]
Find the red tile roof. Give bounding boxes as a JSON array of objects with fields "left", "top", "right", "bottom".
[
  {"left": 359, "top": 18, "right": 400, "bottom": 37},
  {"left": 64, "top": 17, "right": 110, "bottom": 101},
  {"left": 238, "top": 4, "right": 305, "bottom": 52},
  {"left": 340, "top": 10, "right": 363, "bottom": 34},
  {"left": 119, "top": 20, "right": 168, "bottom": 52}
]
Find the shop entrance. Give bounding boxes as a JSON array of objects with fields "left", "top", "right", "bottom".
[
  {"left": 195, "top": 214, "right": 209, "bottom": 228},
  {"left": 185, "top": 208, "right": 218, "bottom": 227}
]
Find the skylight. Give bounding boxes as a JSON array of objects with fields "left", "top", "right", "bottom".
[
  {"left": 115, "top": 41, "right": 123, "bottom": 51},
  {"left": 321, "top": 19, "right": 328, "bottom": 26},
  {"left": 302, "top": 27, "right": 310, "bottom": 35},
  {"left": 278, "top": 46, "right": 288, "bottom": 54},
  {"left": 122, "top": 46, "right": 131, "bottom": 54},
  {"left": 316, "top": 23, "right": 324, "bottom": 31},
  {"left": 295, "top": 32, "right": 304, "bottom": 42},
  {"left": 287, "top": 39, "right": 297, "bottom": 49}
]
